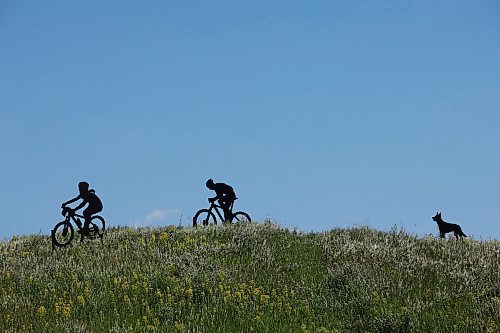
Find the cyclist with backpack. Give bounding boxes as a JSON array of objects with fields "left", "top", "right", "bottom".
[{"left": 62, "top": 181, "right": 103, "bottom": 234}]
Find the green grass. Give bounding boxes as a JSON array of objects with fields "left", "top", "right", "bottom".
[{"left": 1, "top": 222, "right": 499, "bottom": 332}]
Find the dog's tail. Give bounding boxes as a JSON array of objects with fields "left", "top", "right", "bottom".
[{"left": 458, "top": 229, "right": 467, "bottom": 237}]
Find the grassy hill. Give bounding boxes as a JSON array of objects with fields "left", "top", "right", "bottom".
[{"left": 1, "top": 222, "right": 499, "bottom": 332}]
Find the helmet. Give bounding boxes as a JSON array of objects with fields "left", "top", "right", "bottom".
[
  {"left": 78, "top": 181, "right": 90, "bottom": 190},
  {"left": 205, "top": 178, "right": 214, "bottom": 188}
]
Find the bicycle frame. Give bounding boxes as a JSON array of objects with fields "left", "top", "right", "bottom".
[
  {"left": 62, "top": 208, "right": 85, "bottom": 230},
  {"left": 208, "top": 203, "right": 224, "bottom": 223},
  {"left": 193, "top": 200, "right": 249, "bottom": 227},
  {"left": 207, "top": 201, "right": 235, "bottom": 223},
  {"left": 52, "top": 207, "right": 105, "bottom": 250}
]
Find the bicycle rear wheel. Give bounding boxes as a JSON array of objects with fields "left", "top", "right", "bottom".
[
  {"left": 52, "top": 221, "right": 74, "bottom": 247},
  {"left": 232, "top": 211, "right": 251, "bottom": 223},
  {"left": 193, "top": 209, "right": 217, "bottom": 227},
  {"left": 87, "top": 215, "right": 106, "bottom": 239}
]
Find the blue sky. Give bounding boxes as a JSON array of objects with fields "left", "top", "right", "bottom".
[{"left": 1, "top": 1, "right": 499, "bottom": 240}]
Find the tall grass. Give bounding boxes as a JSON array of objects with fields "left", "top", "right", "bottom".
[{"left": 1, "top": 222, "right": 499, "bottom": 332}]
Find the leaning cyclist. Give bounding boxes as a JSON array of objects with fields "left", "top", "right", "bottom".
[
  {"left": 205, "top": 178, "right": 236, "bottom": 222},
  {"left": 62, "top": 181, "right": 103, "bottom": 234}
]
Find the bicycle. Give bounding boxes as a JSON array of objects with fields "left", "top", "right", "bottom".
[
  {"left": 51, "top": 207, "right": 106, "bottom": 248},
  {"left": 193, "top": 200, "right": 251, "bottom": 227}
]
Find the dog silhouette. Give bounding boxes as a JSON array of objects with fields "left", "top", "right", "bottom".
[{"left": 432, "top": 212, "right": 467, "bottom": 239}]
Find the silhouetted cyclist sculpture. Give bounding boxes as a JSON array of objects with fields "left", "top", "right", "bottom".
[
  {"left": 193, "top": 179, "right": 251, "bottom": 227},
  {"left": 52, "top": 181, "right": 105, "bottom": 248}
]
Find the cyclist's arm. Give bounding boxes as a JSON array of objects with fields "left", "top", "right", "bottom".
[
  {"left": 62, "top": 195, "right": 80, "bottom": 208},
  {"left": 73, "top": 200, "right": 87, "bottom": 212}
]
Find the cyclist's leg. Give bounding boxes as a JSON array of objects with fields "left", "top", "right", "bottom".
[
  {"left": 216, "top": 199, "right": 225, "bottom": 220},
  {"left": 221, "top": 197, "right": 235, "bottom": 221},
  {"left": 82, "top": 209, "right": 92, "bottom": 233},
  {"left": 82, "top": 206, "right": 101, "bottom": 232},
  {"left": 218, "top": 198, "right": 229, "bottom": 221}
]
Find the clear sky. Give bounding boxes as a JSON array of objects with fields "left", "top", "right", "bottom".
[{"left": 1, "top": 1, "right": 499, "bottom": 240}]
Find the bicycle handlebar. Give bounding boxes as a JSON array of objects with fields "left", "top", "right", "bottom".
[
  {"left": 61, "top": 207, "right": 83, "bottom": 218},
  {"left": 209, "top": 202, "right": 220, "bottom": 208},
  {"left": 61, "top": 207, "right": 72, "bottom": 216}
]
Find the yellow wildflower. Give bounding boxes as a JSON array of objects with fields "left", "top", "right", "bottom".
[
  {"left": 174, "top": 321, "right": 185, "bottom": 332},
  {"left": 77, "top": 295, "right": 86, "bottom": 306},
  {"left": 486, "top": 318, "right": 497, "bottom": 333},
  {"left": 63, "top": 303, "right": 72, "bottom": 317},
  {"left": 37, "top": 305, "right": 47, "bottom": 316}
]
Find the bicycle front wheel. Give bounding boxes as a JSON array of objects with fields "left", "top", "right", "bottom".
[
  {"left": 87, "top": 215, "right": 106, "bottom": 239},
  {"left": 232, "top": 211, "right": 251, "bottom": 223},
  {"left": 52, "top": 221, "right": 74, "bottom": 247},
  {"left": 193, "top": 209, "right": 217, "bottom": 227}
]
